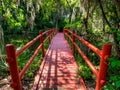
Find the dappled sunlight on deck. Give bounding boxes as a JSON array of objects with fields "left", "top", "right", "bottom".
[{"left": 33, "top": 33, "right": 80, "bottom": 90}]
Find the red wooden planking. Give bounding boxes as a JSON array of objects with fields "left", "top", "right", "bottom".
[{"left": 33, "top": 33, "right": 85, "bottom": 90}]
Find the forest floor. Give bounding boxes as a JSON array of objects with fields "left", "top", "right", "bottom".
[
  {"left": 0, "top": 76, "right": 33, "bottom": 90},
  {"left": 0, "top": 76, "right": 95, "bottom": 90},
  {"left": 0, "top": 76, "right": 13, "bottom": 90}
]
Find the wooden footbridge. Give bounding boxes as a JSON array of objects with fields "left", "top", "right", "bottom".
[{"left": 6, "top": 28, "right": 112, "bottom": 90}]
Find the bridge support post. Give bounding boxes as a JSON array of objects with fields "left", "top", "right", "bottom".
[
  {"left": 72, "top": 30, "right": 75, "bottom": 55},
  {"left": 96, "top": 44, "right": 112, "bottom": 90},
  {"left": 6, "top": 44, "right": 22, "bottom": 90},
  {"left": 40, "top": 31, "right": 45, "bottom": 57}
]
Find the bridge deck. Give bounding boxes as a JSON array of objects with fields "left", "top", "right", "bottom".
[{"left": 33, "top": 33, "right": 81, "bottom": 90}]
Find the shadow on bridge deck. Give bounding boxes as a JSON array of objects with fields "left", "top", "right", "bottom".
[{"left": 32, "top": 33, "right": 81, "bottom": 90}]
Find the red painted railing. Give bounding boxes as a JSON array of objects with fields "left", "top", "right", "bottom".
[
  {"left": 6, "top": 28, "right": 58, "bottom": 90},
  {"left": 64, "top": 28, "right": 112, "bottom": 90}
]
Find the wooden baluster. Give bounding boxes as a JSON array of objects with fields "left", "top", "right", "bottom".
[
  {"left": 40, "top": 31, "right": 45, "bottom": 57},
  {"left": 50, "top": 29, "right": 54, "bottom": 43},
  {"left": 48, "top": 30, "right": 51, "bottom": 43},
  {"left": 72, "top": 30, "right": 75, "bottom": 55}
]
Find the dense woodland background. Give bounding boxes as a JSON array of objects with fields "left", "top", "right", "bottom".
[{"left": 0, "top": 0, "right": 120, "bottom": 89}]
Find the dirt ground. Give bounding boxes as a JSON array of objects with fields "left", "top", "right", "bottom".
[{"left": 0, "top": 76, "right": 95, "bottom": 90}]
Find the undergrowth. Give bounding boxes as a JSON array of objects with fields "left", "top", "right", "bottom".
[
  {"left": 103, "top": 57, "right": 120, "bottom": 90},
  {"left": 0, "top": 36, "right": 50, "bottom": 82},
  {"left": 18, "top": 40, "right": 49, "bottom": 79},
  {"left": 0, "top": 55, "right": 9, "bottom": 79},
  {"left": 66, "top": 35, "right": 93, "bottom": 80}
]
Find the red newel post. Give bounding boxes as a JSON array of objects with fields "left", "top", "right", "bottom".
[
  {"left": 48, "top": 30, "right": 51, "bottom": 43},
  {"left": 51, "top": 30, "right": 53, "bottom": 39},
  {"left": 72, "top": 30, "right": 75, "bottom": 55},
  {"left": 67, "top": 29, "right": 69, "bottom": 41},
  {"left": 96, "top": 44, "right": 112, "bottom": 90},
  {"left": 53, "top": 29, "right": 55, "bottom": 35},
  {"left": 40, "top": 31, "right": 45, "bottom": 57},
  {"left": 6, "top": 44, "right": 22, "bottom": 90},
  {"left": 52, "top": 29, "right": 54, "bottom": 38}
]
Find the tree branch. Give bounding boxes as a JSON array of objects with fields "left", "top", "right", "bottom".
[{"left": 98, "top": 0, "right": 112, "bottom": 28}]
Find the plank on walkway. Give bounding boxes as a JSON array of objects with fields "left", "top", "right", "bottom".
[{"left": 33, "top": 33, "right": 81, "bottom": 90}]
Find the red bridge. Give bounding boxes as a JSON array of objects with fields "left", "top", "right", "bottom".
[{"left": 6, "top": 28, "right": 112, "bottom": 90}]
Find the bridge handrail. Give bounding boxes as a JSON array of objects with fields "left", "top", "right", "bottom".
[
  {"left": 6, "top": 28, "right": 58, "bottom": 90},
  {"left": 16, "top": 29, "right": 53, "bottom": 57},
  {"left": 64, "top": 28, "right": 112, "bottom": 90},
  {"left": 64, "top": 32, "right": 98, "bottom": 76},
  {"left": 64, "top": 28, "right": 101, "bottom": 57}
]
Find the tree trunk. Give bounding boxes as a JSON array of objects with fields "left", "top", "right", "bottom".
[
  {"left": 114, "top": 0, "right": 120, "bottom": 11},
  {"left": 98, "top": 0, "right": 120, "bottom": 58},
  {"left": 0, "top": 2, "right": 5, "bottom": 58},
  {"left": 98, "top": 0, "right": 111, "bottom": 28},
  {"left": 113, "top": 33, "right": 120, "bottom": 58},
  {"left": 0, "top": 25, "right": 4, "bottom": 58}
]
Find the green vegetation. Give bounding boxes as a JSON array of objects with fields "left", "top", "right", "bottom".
[
  {"left": 0, "top": 0, "right": 120, "bottom": 89},
  {"left": 104, "top": 57, "right": 120, "bottom": 89},
  {"left": 0, "top": 33, "right": 50, "bottom": 89}
]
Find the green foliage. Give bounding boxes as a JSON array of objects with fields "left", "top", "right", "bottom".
[
  {"left": 2, "top": 33, "right": 50, "bottom": 79},
  {"left": 17, "top": 41, "right": 50, "bottom": 78},
  {"left": 0, "top": 55, "right": 9, "bottom": 78},
  {"left": 77, "top": 63, "right": 92, "bottom": 80},
  {"left": 109, "top": 58, "right": 120, "bottom": 68},
  {"left": 66, "top": 37, "right": 92, "bottom": 80},
  {"left": 24, "top": 54, "right": 41, "bottom": 78},
  {"left": 0, "top": 0, "right": 120, "bottom": 89},
  {"left": 104, "top": 57, "right": 120, "bottom": 90},
  {"left": 75, "top": 49, "right": 92, "bottom": 80}
]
